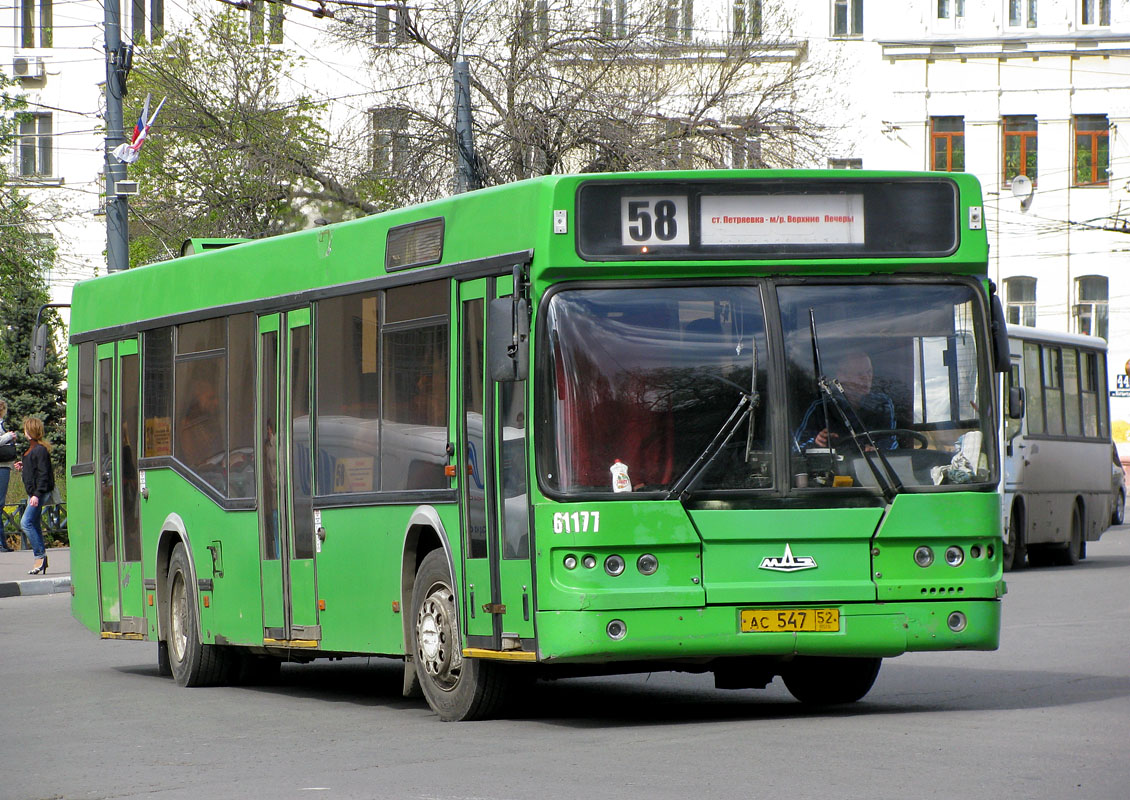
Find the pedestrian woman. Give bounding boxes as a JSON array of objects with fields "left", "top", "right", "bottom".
[
  {"left": 18, "top": 416, "right": 53, "bottom": 574},
  {"left": 0, "top": 398, "right": 17, "bottom": 552}
]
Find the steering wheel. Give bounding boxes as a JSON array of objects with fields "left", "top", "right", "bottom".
[{"left": 840, "top": 429, "right": 929, "bottom": 450}]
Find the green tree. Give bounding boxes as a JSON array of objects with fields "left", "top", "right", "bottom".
[
  {"left": 0, "top": 77, "right": 66, "bottom": 488},
  {"left": 125, "top": 9, "right": 385, "bottom": 266}
]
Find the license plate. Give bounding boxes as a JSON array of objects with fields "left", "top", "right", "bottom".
[{"left": 740, "top": 608, "right": 840, "bottom": 633}]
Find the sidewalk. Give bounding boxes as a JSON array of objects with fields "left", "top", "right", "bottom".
[{"left": 0, "top": 546, "right": 71, "bottom": 598}]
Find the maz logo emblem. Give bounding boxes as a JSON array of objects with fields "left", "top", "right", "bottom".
[{"left": 759, "top": 543, "right": 818, "bottom": 572}]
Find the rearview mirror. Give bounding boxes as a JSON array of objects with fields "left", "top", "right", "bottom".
[
  {"left": 989, "top": 294, "right": 1010, "bottom": 373},
  {"left": 1008, "top": 385, "right": 1024, "bottom": 420},
  {"left": 28, "top": 323, "right": 47, "bottom": 374},
  {"left": 488, "top": 297, "right": 529, "bottom": 382}
]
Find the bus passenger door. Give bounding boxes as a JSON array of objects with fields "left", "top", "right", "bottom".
[
  {"left": 258, "top": 310, "right": 320, "bottom": 645},
  {"left": 457, "top": 277, "right": 535, "bottom": 653},
  {"left": 95, "top": 339, "right": 146, "bottom": 637}
]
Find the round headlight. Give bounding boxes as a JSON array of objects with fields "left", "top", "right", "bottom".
[
  {"left": 563, "top": 555, "right": 577, "bottom": 570},
  {"left": 604, "top": 554, "right": 626, "bottom": 577},
  {"left": 606, "top": 619, "right": 627, "bottom": 640},
  {"left": 582, "top": 554, "right": 597, "bottom": 569},
  {"left": 637, "top": 553, "right": 659, "bottom": 575},
  {"left": 945, "top": 546, "right": 965, "bottom": 567},
  {"left": 913, "top": 546, "right": 935, "bottom": 568},
  {"left": 947, "top": 611, "right": 967, "bottom": 632}
]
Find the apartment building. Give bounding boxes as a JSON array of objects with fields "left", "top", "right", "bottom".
[{"left": 6, "top": 0, "right": 1130, "bottom": 441}]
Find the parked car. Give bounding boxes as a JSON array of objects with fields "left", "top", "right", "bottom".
[{"left": 1112, "top": 445, "right": 1126, "bottom": 526}]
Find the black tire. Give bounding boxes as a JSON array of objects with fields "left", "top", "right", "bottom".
[
  {"left": 1055, "top": 504, "right": 1084, "bottom": 567},
  {"left": 1113, "top": 488, "right": 1125, "bottom": 526},
  {"left": 781, "top": 656, "right": 882, "bottom": 706},
  {"left": 1003, "top": 505, "right": 1026, "bottom": 572},
  {"left": 411, "top": 549, "right": 504, "bottom": 721},
  {"left": 166, "top": 543, "right": 231, "bottom": 687}
]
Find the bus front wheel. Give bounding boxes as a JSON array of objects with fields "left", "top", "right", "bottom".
[
  {"left": 1003, "top": 507, "right": 1026, "bottom": 571},
  {"left": 411, "top": 549, "right": 504, "bottom": 721},
  {"left": 781, "top": 656, "right": 882, "bottom": 706},
  {"left": 166, "top": 543, "right": 231, "bottom": 687}
]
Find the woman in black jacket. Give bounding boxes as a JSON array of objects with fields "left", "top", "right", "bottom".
[{"left": 19, "top": 416, "right": 53, "bottom": 575}]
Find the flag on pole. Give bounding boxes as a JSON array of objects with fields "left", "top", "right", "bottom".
[{"left": 112, "top": 93, "right": 166, "bottom": 164}]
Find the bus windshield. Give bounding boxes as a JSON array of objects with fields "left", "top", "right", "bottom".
[{"left": 542, "top": 281, "right": 995, "bottom": 497}]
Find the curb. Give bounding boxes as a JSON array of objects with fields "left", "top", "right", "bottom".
[{"left": 0, "top": 576, "right": 71, "bottom": 598}]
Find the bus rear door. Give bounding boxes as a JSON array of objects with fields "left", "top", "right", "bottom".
[{"left": 95, "top": 338, "right": 146, "bottom": 638}]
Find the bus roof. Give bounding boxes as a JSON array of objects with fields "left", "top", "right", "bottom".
[
  {"left": 70, "top": 169, "right": 987, "bottom": 339},
  {"left": 1006, "top": 324, "right": 1107, "bottom": 350}
]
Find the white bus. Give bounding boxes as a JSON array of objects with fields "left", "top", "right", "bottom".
[{"left": 1002, "top": 325, "right": 1113, "bottom": 569}]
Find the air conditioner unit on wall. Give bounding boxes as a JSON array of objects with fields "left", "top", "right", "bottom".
[{"left": 13, "top": 56, "right": 45, "bottom": 79}]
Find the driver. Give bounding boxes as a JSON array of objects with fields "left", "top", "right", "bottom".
[{"left": 794, "top": 349, "right": 897, "bottom": 452}]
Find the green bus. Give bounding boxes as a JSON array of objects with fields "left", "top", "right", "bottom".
[{"left": 67, "top": 170, "right": 1007, "bottom": 720}]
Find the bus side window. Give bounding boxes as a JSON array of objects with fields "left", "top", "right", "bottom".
[{"left": 1023, "top": 342, "right": 1044, "bottom": 434}]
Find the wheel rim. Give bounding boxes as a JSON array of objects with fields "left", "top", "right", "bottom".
[
  {"left": 416, "top": 580, "right": 462, "bottom": 692},
  {"left": 170, "top": 570, "right": 189, "bottom": 664}
]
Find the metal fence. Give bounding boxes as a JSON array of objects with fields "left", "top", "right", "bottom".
[{"left": 2, "top": 502, "right": 67, "bottom": 550}]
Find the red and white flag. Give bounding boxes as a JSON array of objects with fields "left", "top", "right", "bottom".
[{"left": 112, "top": 93, "right": 166, "bottom": 164}]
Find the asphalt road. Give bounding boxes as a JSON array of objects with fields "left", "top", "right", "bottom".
[{"left": 3, "top": 527, "right": 1129, "bottom": 800}]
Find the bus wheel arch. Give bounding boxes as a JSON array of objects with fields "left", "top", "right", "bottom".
[
  {"left": 1004, "top": 499, "right": 1027, "bottom": 571},
  {"left": 400, "top": 507, "right": 455, "bottom": 700},
  {"left": 154, "top": 517, "right": 191, "bottom": 676}
]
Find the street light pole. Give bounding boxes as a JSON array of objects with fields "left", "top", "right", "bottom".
[{"left": 104, "top": 0, "right": 129, "bottom": 272}]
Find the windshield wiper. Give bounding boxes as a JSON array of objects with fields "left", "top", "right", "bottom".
[
  {"left": 808, "top": 309, "right": 902, "bottom": 500},
  {"left": 665, "top": 392, "right": 752, "bottom": 502}
]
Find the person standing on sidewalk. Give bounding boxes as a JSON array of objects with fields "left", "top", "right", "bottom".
[
  {"left": 0, "top": 398, "right": 17, "bottom": 552},
  {"left": 15, "top": 416, "right": 53, "bottom": 574}
]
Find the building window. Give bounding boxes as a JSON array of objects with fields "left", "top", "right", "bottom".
[
  {"left": 833, "top": 0, "right": 863, "bottom": 36},
  {"left": 122, "top": 0, "right": 164, "bottom": 43},
  {"left": 733, "top": 0, "right": 761, "bottom": 37},
  {"left": 249, "top": 0, "right": 284, "bottom": 44},
  {"left": 20, "top": 0, "right": 52, "bottom": 48},
  {"left": 664, "top": 0, "right": 693, "bottom": 40},
  {"left": 599, "top": 0, "right": 628, "bottom": 37},
  {"left": 828, "top": 157, "right": 863, "bottom": 169},
  {"left": 1073, "top": 114, "right": 1109, "bottom": 186},
  {"left": 1080, "top": 0, "right": 1110, "bottom": 26},
  {"left": 375, "top": 2, "right": 409, "bottom": 45},
  {"left": 930, "top": 116, "right": 964, "bottom": 172},
  {"left": 937, "top": 0, "right": 965, "bottom": 19},
  {"left": 1004, "top": 276, "right": 1036, "bottom": 327},
  {"left": 18, "top": 113, "right": 52, "bottom": 177},
  {"left": 372, "top": 108, "right": 408, "bottom": 176},
  {"left": 1008, "top": 0, "right": 1037, "bottom": 28},
  {"left": 731, "top": 128, "right": 762, "bottom": 168},
  {"left": 1074, "top": 275, "right": 1108, "bottom": 340},
  {"left": 1003, "top": 115, "right": 1037, "bottom": 186}
]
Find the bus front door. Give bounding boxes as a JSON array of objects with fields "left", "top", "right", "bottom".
[
  {"left": 458, "top": 277, "right": 535, "bottom": 654},
  {"left": 95, "top": 339, "right": 146, "bottom": 638},
  {"left": 257, "top": 310, "right": 320, "bottom": 646}
]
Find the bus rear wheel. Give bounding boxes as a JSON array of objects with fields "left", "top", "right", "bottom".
[
  {"left": 1055, "top": 504, "right": 1084, "bottom": 566},
  {"left": 411, "top": 549, "right": 504, "bottom": 721},
  {"left": 781, "top": 656, "right": 882, "bottom": 706},
  {"left": 166, "top": 543, "right": 232, "bottom": 687}
]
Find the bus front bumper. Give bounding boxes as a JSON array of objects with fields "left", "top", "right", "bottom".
[{"left": 534, "top": 600, "right": 1001, "bottom": 663}]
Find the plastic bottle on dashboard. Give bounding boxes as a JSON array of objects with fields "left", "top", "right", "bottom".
[{"left": 610, "top": 459, "right": 632, "bottom": 493}]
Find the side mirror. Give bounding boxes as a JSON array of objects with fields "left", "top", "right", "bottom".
[
  {"left": 1008, "top": 385, "right": 1025, "bottom": 420},
  {"left": 989, "top": 294, "right": 1010, "bottom": 374},
  {"left": 28, "top": 323, "right": 48, "bottom": 374},
  {"left": 487, "top": 297, "right": 529, "bottom": 382}
]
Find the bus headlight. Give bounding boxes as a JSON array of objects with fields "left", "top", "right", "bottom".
[
  {"left": 637, "top": 553, "right": 659, "bottom": 575},
  {"left": 606, "top": 619, "right": 627, "bottom": 640},
  {"left": 604, "top": 554, "right": 626, "bottom": 577},
  {"left": 913, "top": 546, "right": 935, "bottom": 567},
  {"left": 563, "top": 555, "right": 578, "bottom": 570},
  {"left": 947, "top": 611, "right": 967, "bottom": 632},
  {"left": 945, "top": 546, "right": 965, "bottom": 567}
]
